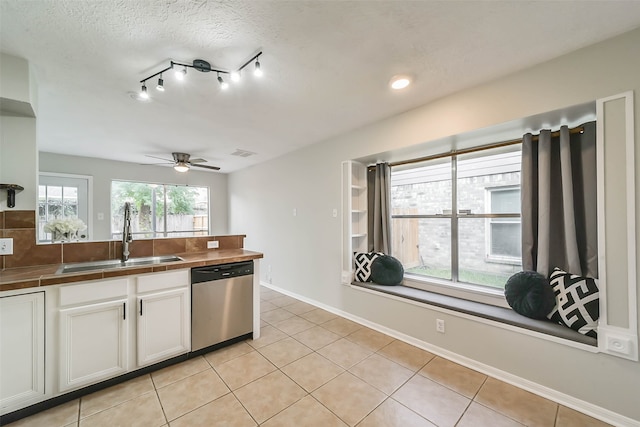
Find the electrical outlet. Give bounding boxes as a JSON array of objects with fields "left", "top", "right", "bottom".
[
  {"left": 436, "top": 319, "right": 445, "bottom": 333},
  {"left": 332, "top": 208, "right": 338, "bottom": 218},
  {"left": 207, "top": 240, "right": 219, "bottom": 249},
  {"left": 0, "top": 238, "right": 14, "bottom": 255}
]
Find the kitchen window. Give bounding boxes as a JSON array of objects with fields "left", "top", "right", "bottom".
[
  {"left": 390, "top": 145, "right": 522, "bottom": 300},
  {"left": 111, "top": 180, "right": 209, "bottom": 239}
]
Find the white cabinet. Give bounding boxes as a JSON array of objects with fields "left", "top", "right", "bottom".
[
  {"left": 342, "top": 160, "right": 368, "bottom": 283},
  {"left": 58, "top": 279, "right": 129, "bottom": 392},
  {"left": 136, "top": 270, "right": 190, "bottom": 367},
  {"left": 0, "top": 292, "right": 45, "bottom": 413}
]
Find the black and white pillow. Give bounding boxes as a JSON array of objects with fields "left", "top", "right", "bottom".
[
  {"left": 547, "top": 268, "right": 599, "bottom": 338},
  {"left": 354, "top": 252, "right": 383, "bottom": 282}
]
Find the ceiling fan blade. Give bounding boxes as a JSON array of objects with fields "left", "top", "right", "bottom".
[
  {"left": 145, "top": 154, "right": 174, "bottom": 162},
  {"left": 140, "top": 162, "right": 174, "bottom": 166},
  {"left": 192, "top": 163, "right": 220, "bottom": 171},
  {"left": 189, "top": 158, "right": 207, "bottom": 163}
]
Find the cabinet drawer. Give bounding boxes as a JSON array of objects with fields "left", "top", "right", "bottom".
[
  {"left": 59, "top": 278, "right": 129, "bottom": 307},
  {"left": 136, "top": 269, "right": 189, "bottom": 294}
]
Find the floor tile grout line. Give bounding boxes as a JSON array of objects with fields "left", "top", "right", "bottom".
[
  {"left": 151, "top": 383, "right": 170, "bottom": 426},
  {"left": 77, "top": 389, "right": 159, "bottom": 424},
  {"left": 75, "top": 396, "right": 81, "bottom": 426}
]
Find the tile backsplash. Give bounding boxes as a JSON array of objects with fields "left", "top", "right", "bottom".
[{"left": 0, "top": 210, "right": 245, "bottom": 270}]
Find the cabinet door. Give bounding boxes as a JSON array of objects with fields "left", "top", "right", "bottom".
[
  {"left": 137, "top": 287, "right": 189, "bottom": 367},
  {"left": 59, "top": 299, "right": 128, "bottom": 392},
  {"left": 0, "top": 292, "right": 45, "bottom": 413}
]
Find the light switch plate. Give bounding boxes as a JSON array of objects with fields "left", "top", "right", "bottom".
[
  {"left": 0, "top": 238, "right": 13, "bottom": 255},
  {"left": 207, "top": 240, "right": 219, "bottom": 249}
]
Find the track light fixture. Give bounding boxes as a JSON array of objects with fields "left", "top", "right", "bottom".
[{"left": 138, "top": 52, "right": 263, "bottom": 100}]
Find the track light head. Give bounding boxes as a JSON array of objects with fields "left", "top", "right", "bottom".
[
  {"left": 175, "top": 67, "right": 187, "bottom": 81},
  {"left": 140, "top": 83, "right": 149, "bottom": 99},
  {"left": 217, "top": 73, "right": 229, "bottom": 90},
  {"left": 156, "top": 75, "right": 164, "bottom": 91},
  {"left": 254, "top": 59, "right": 263, "bottom": 77},
  {"left": 230, "top": 71, "right": 240, "bottom": 82}
]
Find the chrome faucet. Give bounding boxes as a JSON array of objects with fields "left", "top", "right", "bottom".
[{"left": 122, "top": 202, "right": 133, "bottom": 262}]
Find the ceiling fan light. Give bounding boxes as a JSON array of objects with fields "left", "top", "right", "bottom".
[{"left": 174, "top": 162, "right": 190, "bottom": 172}]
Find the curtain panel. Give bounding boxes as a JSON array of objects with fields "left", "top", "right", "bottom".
[
  {"left": 521, "top": 121, "right": 598, "bottom": 277},
  {"left": 367, "top": 163, "right": 391, "bottom": 254}
]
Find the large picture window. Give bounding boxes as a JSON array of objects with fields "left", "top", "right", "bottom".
[
  {"left": 111, "top": 181, "right": 209, "bottom": 239},
  {"left": 390, "top": 146, "right": 522, "bottom": 292}
]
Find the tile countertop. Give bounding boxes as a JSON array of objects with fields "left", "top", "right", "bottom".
[{"left": 0, "top": 249, "right": 264, "bottom": 292}]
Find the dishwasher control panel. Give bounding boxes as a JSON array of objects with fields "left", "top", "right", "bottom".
[{"left": 191, "top": 261, "right": 254, "bottom": 284}]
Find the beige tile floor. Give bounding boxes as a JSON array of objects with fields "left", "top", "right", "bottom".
[{"left": 8, "top": 287, "right": 612, "bottom": 427}]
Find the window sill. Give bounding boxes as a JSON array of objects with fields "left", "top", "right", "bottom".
[{"left": 350, "top": 282, "right": 598, "bottom": 348}]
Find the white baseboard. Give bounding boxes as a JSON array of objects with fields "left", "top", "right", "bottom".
[{"left": 260, "top": 281, "right": 640, "bottom": 427}]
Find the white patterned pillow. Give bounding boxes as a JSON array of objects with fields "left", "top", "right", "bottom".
[
  {"left": 354, "top": 252, "right": 383, "bottom": 282},
  {"left": 547, "top": 268, "right": 599, "bottom": 338}
]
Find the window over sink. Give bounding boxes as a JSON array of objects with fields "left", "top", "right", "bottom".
[{"left": 111, "top": 180, "right": 209, "bottom": 239}]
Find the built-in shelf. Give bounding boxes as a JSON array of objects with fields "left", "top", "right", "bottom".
[{"left": 342, "top": 160, "right": 368, "bottom": 284}]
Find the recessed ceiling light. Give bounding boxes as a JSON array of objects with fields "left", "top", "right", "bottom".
[{"left": 390, "top": 75, "right": 412, "bottom": 90}]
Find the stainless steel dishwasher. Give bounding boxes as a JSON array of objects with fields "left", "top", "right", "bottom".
[{"left": 191, "top": 261, "right": 253, "bottom": 352}]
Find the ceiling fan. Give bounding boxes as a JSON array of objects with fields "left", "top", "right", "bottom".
[{"left": 144, "top": 152, "right": 220, "bottom": 172}]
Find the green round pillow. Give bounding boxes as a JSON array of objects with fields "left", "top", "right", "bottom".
[
  {"left": 504, "top": 271, "right": 555, "bottom": 319},
  {"left": 370, "top": 255, "right": 404, "bottom": 286}
]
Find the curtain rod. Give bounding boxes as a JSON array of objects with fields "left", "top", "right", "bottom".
[{"left": 382, "top": 123, "right": 587, "bottom": 169}]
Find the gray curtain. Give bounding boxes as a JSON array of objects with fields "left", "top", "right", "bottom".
[
  {"left": 367, "top": 163, "right": 391, "bottom": 254},
  {"left": 521, "top": 121, "right": 598, "bottom": 277}
]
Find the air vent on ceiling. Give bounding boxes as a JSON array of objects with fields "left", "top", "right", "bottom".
[{"left": 231, "top": 149, "right": 257, "bottom": 158}]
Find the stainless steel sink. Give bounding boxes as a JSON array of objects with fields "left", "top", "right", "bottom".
[{"left": 57, "top": 255, "right": 183, "bottom": 274}]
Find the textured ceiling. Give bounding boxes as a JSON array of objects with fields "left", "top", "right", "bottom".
[{"left": 2, "top": 1, "right": 640, "bottom": 173}]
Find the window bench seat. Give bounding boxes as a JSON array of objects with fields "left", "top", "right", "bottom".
[{"left": 351, "top": 282, "right": 597, "bottom": 347}]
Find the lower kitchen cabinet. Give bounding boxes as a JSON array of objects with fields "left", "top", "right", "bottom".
[
  {"left": 58, "top": 298, "right": 129, "bottom": 392},
  {"left": 0, "top": 292, "right": 45, "bottom": 413},
  {"left": 136, "top": 287, "right": 190, "bottom": 366},
  {"left": 58, "top": 277, "right": 130, "bottom": 393}
]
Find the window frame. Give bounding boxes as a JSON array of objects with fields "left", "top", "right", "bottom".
[
  {"left": 484, "top": 185, "right": 522, "bottom": 265},
  {"left": 38, "top": 172, "right": 93, "bottom": 243}
]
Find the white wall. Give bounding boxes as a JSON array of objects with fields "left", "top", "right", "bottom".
[
  {"left": 39, "top": 152, "right": 228, "bottom": 240},
  {"left": 1, "top": 54, "right": 37, "bottom": 211},
  {"left": 0, "top": 54, "right": 31, "bottom": 105},
  {"left": 228, "top": 28, "right": 640, "bottom": 421}
]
